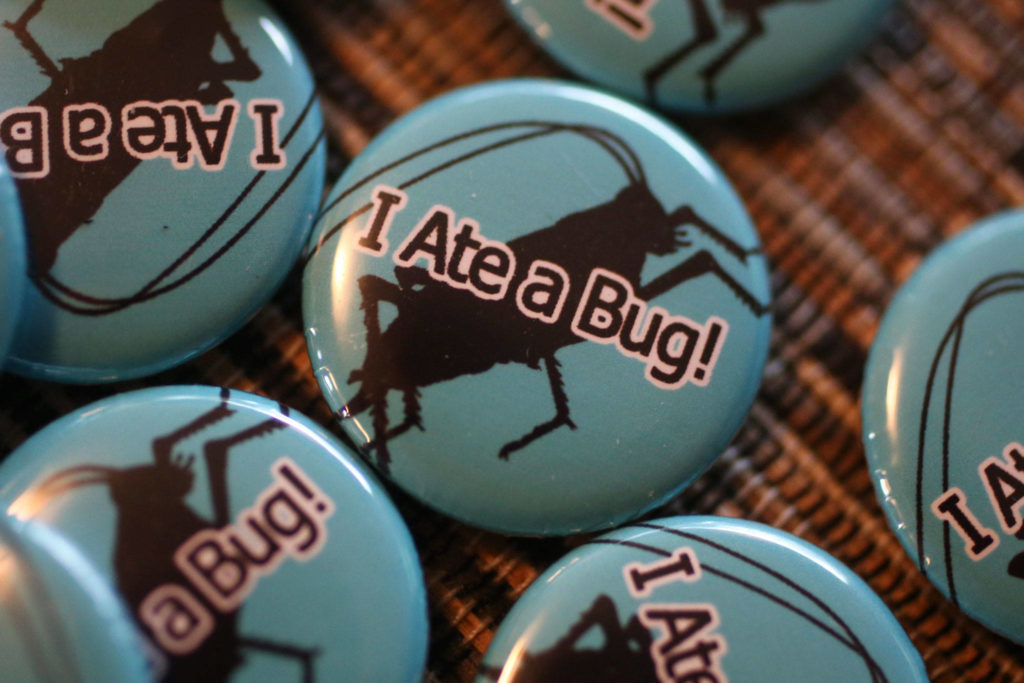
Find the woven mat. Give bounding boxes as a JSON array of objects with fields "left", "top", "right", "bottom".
[{"left": 3, "top": 0, "right": 1024, "bottom": 680}]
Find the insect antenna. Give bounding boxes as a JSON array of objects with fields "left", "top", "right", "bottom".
[{"left": 309, "top": 120, "right": 649, "bottom": 257}]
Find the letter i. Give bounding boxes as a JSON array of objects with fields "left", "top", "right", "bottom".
[
  {"left": 357, "top": 186, "right": 408, "bottom": 256},
  {"left": 248, "top": 99, "right": 286, "bottom": 170},
  {"left": 932, "top": 488, "right": 999, "bottom": 561}
]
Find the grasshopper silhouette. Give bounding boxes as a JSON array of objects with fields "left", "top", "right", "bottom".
[
  {"left": 320, "top": 121, "right": 769, "bottom": 473},
  {"left": 3, "top": 0, "right": 268, "bottom": 308},
  {"left": 29, "top": 388, "right": 319, "bottom": 682},
  {"left": 479, "top": 594, "right": 658, "bottom": 682},
  {"left": 644, "top": 0, "right": 828, "bottom": 104}
]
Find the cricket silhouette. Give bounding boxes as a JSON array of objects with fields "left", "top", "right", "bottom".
[
  {"left": 643, "top": 0, "right": 829, "bottom": 105},
  {"left": 478, "top": 594, "right": 659, "bottom": 682},
  {"left": 310, "top": 120, "right": 770, "bottom": 473},
  {"left": 25, "top": 388, "right": 320, "bottom": 682},
  {"left": 2, "top": 0, "right": 323, "bottom": 315},
  {"left": 910, "top": 271, "right": 1024, "bottom": 604}
]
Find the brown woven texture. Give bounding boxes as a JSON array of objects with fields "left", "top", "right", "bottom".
[{"left": 3, "top": 0, "right": 1024, "bottom": 680}]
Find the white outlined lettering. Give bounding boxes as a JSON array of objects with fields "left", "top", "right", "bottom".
[
  {"left": 932, "top": 487, "right": 999, "bottom": 561},
  {"left": 139, "top": 584, "right": 215, "bottom": 656},
  {"left": 357, "top": 185, "right": 408, "bottom": 256},
  {"left": 515, "top": 260, "right": 570, "bottom": 324},
  {"left": 585, "top": 0, "right": 660, "bottom": 40},
  {"left": 571, "top": 268, "right": 728, "bottom": 389},
  {"left": 625, "top": 547, "right": 701, "bottom": 599},
  {"left": 63, "top": 104, "right": 111, "bottom": 162},
  {"left": 0, "top": 106, "right": 48, "bottom": 178},
  {"left": 248, "top": 98, "right": 286, "bottom": 170}
]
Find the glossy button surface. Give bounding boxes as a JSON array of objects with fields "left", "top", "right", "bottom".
[
  {"left": 504, "top": 0, "right": 892, "bottom": 113},
  {"left": 862, "top": 210, "right": 1024, "bottom": 643},
  {"left": 0, "top": 386, "right": 428, "bottom": 681},
  {"left": 0, "top": 158, "right": 26, "bottom": 368},
  {"left": 304, "top": 80, "right": 771, "bottom": 535},
  {"left": 0, "top": 0, "right": 326, "bottom": 382},
  {"left": 479, "top": 516, "right": 926, "bottom": 681},
  {"left": 0, "top": 516, "right": 149, "bottom": 682}
]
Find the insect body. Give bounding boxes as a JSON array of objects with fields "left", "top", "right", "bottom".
[
  {"left": 3, "top": 0, "right": 262, "bottom": 278},
  {"left": 317, "top": 121, "right": 770, "bottom": 473},
  {"left": 643, "top": 0, "right": 828, "bottom": 104},
  {"left": 479, "top": 595, "right": 659, "bottom": 682},
  {"left": 28, "top": 389, "right": 319, "bottom": 681}
]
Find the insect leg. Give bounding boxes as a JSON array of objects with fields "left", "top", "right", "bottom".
[
  {"left": 638, "top": 250, "right": 769, "bottom": 315},
  {"left": 237, "top": 635, "right": 319, "bottom": 683},
  {"left": 667, "top": 204, "right": 761, "bottom": 263},
  {"left": 203, "top": 416, "right": 290, "bottom": 526},
  {"left": 642, "top": 0, "right": 717, "bottom": 104},
  {"left": 698, "top": 10, "right": 766, "bottom": 103},
  {"left": 152, "top": 388, "right": 235, "bottom": 467},
  {"left": 3, "top": 0, "right": 59, "bottom": 80},
  {"left": 498, "top": 355, "right": 577, "bottom": 460}
]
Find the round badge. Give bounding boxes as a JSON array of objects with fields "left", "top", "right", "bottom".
[
  {"left": 0, "top": 516, "right": 150, "bottom": 682},
  {"left": 503, "top": 0, "right": 892, "bottom": 113},
  {"left": 303, "top": 80, "right": 772, "bottom": 535},
  {"left": 862, "top": 210, "right": 1024, "bottom": 643},
  {"left": 0, "top": 386, "right": 428, "bottom": 681},
  {"left": 0, "top": 158, "right": 26, "bottom": 368},
  {"left": 479, "top": 516, "right": 926, "bottom": 682},
  {"left": 0, "top": 0, "right": 326, "bottom": 382}
]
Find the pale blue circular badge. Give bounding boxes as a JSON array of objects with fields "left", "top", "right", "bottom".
[
  {"left": 0, "top": 386, "right": 428, "bottom": 682},
  {"left": 862, "top": 209, "right": 1024, "bottom": 644},
  {"left": 0, "top": 0, "right": 326, "bottom": 382},
  {"left": 479, "top": 517, "right": 926, "bottom": 682},
  {"left": 0, "top": 516, "right": 150, "bottom": 682},
  {"left": 304, "top": 80, "right": 772, "bottom": 535},
  {"left": 504, "top": 0, "right": 893, "bottom": 113},
  {"left": 0, "top": 158, "right": 26, "bottom": 368}
]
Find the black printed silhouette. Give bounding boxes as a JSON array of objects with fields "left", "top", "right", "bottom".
[
  {"left": 911, "top": 272, "right": 1024, "bottom": 603},
  {"left": 29, "top": 388, "right": 319, "bottom": 682},
  {"left": 4, "top": 0, "right": 261, "bottom": 277},
  {"left": 643, "top": 0, "right": 827, "bottom": 105},
  {"left": 479, "top": 594, "right": 658, "bottom": 682},
  {"left": 319, "top": 121, "right": 769, "bottom": 473}
]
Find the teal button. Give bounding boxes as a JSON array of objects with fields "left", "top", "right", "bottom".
[
  {"left": 504, "top": 0, "right": 893, "bottom": 112},
  {"left": 304, "top": 80, "right": 771, "bottom": 535},
  {"left": 0, "top": 516, "right": 150, "bottom": 682},
  {"left": 0, "top": 158, "right": 26, "bottom": 369},
  {"left": 479, "top": 517, "right": 926, "bottom": 682},
  {"left": 0, "top": 386, "right": 428, "bottom": 681},
  {"left": 862, "top": 209, "right": 1024, "bottom": 644},
  {"left": 0, "top": 0, "right": 326, "bottom": 382}
]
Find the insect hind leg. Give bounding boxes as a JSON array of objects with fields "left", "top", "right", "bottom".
[
  {"left": 4, "top": 0, "right": 59, "bottom": 79},
  {"left": 698, "top": 10, "right": 766, "bottom": 103},
  {"left": 642, "top": 0, "right": 717, "bottom": 104},
  {"left": 498, "top": 355, "right": 576, "bottom": 460},
  {"left": 238, "top": 635, "right": 319, "bottom": 683},
  {"left": 203, "top": 415, "right": 290, "bottom": 526}
]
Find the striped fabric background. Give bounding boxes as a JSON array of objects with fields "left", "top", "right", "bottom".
[{"left": 3, "top": 0, "right": 1024, "bottom": 679}]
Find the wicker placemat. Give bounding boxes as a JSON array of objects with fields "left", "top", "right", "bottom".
[{"left": 3, "top": 0, "right": 1024, "bottom": 679}]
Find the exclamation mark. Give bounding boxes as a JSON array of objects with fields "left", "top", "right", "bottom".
[
  {"left": 274, "top": 459, "right": 335, "bottom": 517},
  {"left": 691, "top": 318, "right": 728, "bottom": 386}
]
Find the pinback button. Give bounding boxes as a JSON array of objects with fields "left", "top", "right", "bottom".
[
  {"left": 504, "top": 0, "right": 892, "bottom": 113},
  {"left": 303, "top": 79, "right": 772, "bottom": 535},
  {"left": 0, "top": 158, "right": 26, "bottom": 369},
  {"left": 0, "top": 386, "right": 428, "bottom": 682},
  {"left": 0, "top": 516, "right": 150, "bottom": 682},
  {"left": 478, "top": 516, "right": 927, "bottom": 682},
  {"left": 0, "top": 0, "right": 326, "bottom": 382},
  {"left": 862, "top": 209, "right": 1024, "bottom": 643}
]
